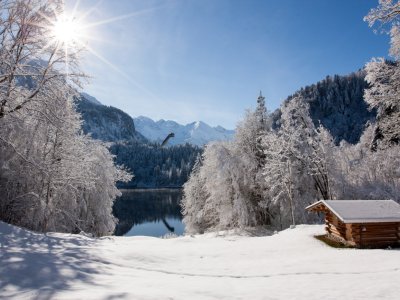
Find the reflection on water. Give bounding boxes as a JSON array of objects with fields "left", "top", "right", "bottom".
[{"left": 113, "top": 189, "right": 184, "bottom": 237}]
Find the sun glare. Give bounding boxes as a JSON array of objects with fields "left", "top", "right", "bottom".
[
  {"left": 44, "top": 0, "right": 159, "bottom": 93},
  {"left": 52, "top": 16, "right": 81, "bottom": 45}
]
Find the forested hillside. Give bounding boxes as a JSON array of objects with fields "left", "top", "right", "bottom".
[
  {"left": 76, "top": 96, "right": 202, "bottom": 188},
  {"left": 271, "top": 71, "right": 376, "bottom": 144},
  {"left": 111, "top": 141, "right": 202, "bottom": 188}
]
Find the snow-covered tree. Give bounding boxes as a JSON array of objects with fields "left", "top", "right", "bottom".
[
  {"left": 364, "top": 59, "right": 400, "bottom": 150},
  {"left": 255, "top": 91, "right": 269, "bottom": 130},
  {"left": 0, "top": 0, "right": 132, "bottom": 236},
  {"left": 280, "top": 97, "right": 334, "bottom": 200},
  {"left": 262, "top": 96, "right": 335, "bottom": 227},
  {"left": 232, "top": 111, "right": 271, "bottom": 225},
  {"left": 0, "top": 74, "right": 132, "bottom": 235},
  {"left": 332, "top": 125, "right": 400, "bottom": 202},
  {"left": 181, "top": 94, "right": 273, "bottom": 233},
  {"left": 365, "top": 0, "right": 400, "bottom": 59},
  {"left": 181, "top": 154, "right": 210, "bottom": 234},
  {"left": 262, "top": 131, "right": 296, "bottom": 227},
  {"left": 364, "top": 1, "right": 400, "bottom": 150},
  {"left": 201, "top": 142, "right": 241, "bottom": 229},
  {"left": 182, "top": 140, "right": 256, "bottom": 233},
  {"left": 0, "top": 0, "right": 83, "bottom": 120},
  {"left": 234, "top": 92, "right": 273, "bottom": 223}
]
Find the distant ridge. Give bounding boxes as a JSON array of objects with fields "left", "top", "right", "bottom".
[
  {"left": 76, "top": 94, "right": 146, "bottom": 143},
  {"left": 80, "top": 92, "right": 102, "bottom": 105},
  {"left": 134, "top": 116, "right": 235, "bottom": 146},
  {"left": 271, "top": 71, "right": 376, "bottom": 144}
]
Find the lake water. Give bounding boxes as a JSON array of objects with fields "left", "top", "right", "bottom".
[{"left": 113, "top": 189, "right": 185, "bottom": 237}]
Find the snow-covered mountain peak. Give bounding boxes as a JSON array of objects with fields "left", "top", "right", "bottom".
[
  {"left": 134, "top": 117, "right": 234, "bottom": 146},
  {"left": 156, "top": 119, "right": 181, "bottom": 129},
  {"left": 189, "top": 120, "right": 210, "bottom": 129}
]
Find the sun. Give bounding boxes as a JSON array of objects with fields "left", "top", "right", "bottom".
[
  {"left": 52, "top": 16, "right": 82, "bottom": 45},
  {"left": 43, "top": 0, "right": 160, "bottom": 93}
]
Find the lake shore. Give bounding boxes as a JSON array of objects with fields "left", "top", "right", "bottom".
[{"left": 118, "top": 187, "right": 183, "bottom": 192}]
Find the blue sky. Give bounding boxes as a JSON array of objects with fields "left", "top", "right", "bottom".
[{"left": 69, "top": 0, "right": 390, "bottom": 129}]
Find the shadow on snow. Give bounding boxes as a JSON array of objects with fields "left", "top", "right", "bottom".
[{"left": 0, "top": 222, "right": 104, "bottom": 300}]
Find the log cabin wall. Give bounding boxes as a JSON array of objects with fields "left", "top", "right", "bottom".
[
  {"left": 325, "top": 212, "right": 347, "bottom": 241},
  {"left": 349, "top": 222, "right": 400, "bottom": 248},
  {"left": 307, "top": 200, "right": 400, "bottom": 248},
  {"left": 325, "top": 215, "right": 400, "bottom": 247}
]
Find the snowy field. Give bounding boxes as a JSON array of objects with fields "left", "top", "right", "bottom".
[{"left": 1, "top": 222, "right": 399, "bottom": 300}]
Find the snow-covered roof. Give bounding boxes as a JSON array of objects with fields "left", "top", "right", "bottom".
[{"left": 306, "top": 200, "right": 400, "bottom": 223}]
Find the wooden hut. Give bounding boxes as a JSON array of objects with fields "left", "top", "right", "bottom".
[{"left": 306, "top": 200, "right": 400, "bottom": 248}]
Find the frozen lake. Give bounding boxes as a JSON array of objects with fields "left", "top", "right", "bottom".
[{"left": 113, "top": 189, "right": 184, "bottom": 237}]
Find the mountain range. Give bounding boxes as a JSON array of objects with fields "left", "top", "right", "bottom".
[
  {"left": 78, "top": 70, "right": 375, "bottom": 148},
  {"left": 134, "top": 116, "right": 235, "bottom": 146},
  {"left": 76, "top": 95, "right": 234, "bottom": 146}
]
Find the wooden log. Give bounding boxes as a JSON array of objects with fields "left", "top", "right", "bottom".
[
  {"left": 364, "top": 232, "right": 399, "bottom": 237},
  {"left": 354, "top": 237, "right": 398, "bottom": 242},
  {"left": 361, "top": 236, "right": 398, "bottom": 241},
  {"left": 361, "top": 229, "right": 399, "bottom": 234},
  {"left": 361, "top": 228, "right": 398, "bottom": 232},
  {"left": 360, "top": 226, "right": 397, "bottom": 229},
  {"left": 345, "top": 224, "right": 353, "bottom": 241},
  {"left": 354, "top": 238, "right": 399, "bottom": 246},
  {"left": 329, "top": 228, "right": 343, "bottom": 236},
  {"left": 352, "top": 223, "right": 399, "bottom": 229},
  {"left": 326, "top": 227, "right": 331, "bottom": 235},
  {"left": 362, "top": 239, "right": 398, "bottom": 243},
  {"left": 372, "top": 229, "right": 400, "bottom": 233},
  {"left": 359, "top": 241, "right": 400, "bottom": 248},
  {"left": 351, "top": 223, "right": 400, "bottom": 228},
  {"left": 329, "top": 228, "right": 346, "bottom": 239},
  {"left": 359, "top": 233, "right": 398, "bottom": 237},
  {"left": 352, "top": 233, "right": 398, "bottom": 239},
  {"left": 357, "top": 241, "right": 398, "bottom": 246}
]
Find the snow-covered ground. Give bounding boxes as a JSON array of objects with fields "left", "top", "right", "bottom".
[{"left": 1, "top": 222, "right": 399, "bottom": 300}]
